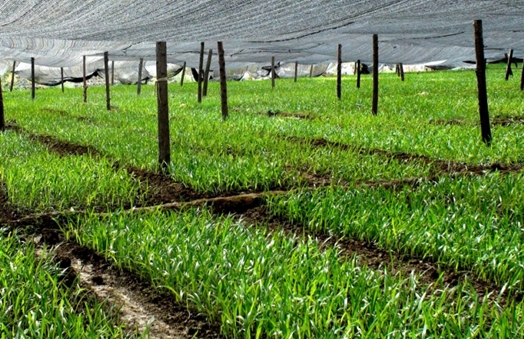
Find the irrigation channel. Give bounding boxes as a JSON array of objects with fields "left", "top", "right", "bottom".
[{"left": 3, "top": 69, "right": 524, "bottom": 337}]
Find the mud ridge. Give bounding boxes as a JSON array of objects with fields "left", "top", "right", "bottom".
[
  {"left": 28, "top": 227, "right": 223, "bottom": 339},
  {"left": 224, "top": 206, "right": 519, "bottom": 307},
  {"left": 285, "top": 135, "right": 524, "bottom": 176}
]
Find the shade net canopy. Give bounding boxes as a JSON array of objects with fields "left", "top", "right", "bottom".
[{"left": 0, "top": 1, "right": 523, "bottom": 71}]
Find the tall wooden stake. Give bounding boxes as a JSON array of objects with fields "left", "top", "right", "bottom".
[
  {"left": 356, "top": 59, "right": 361, "bottom": 88},
  {"left": 137, "top": 58, "right": 144, "bottom": 95},
  {"left": 372, "top": 34, "right": 379, "bottom": 115},
  {"left": 337, "top": 44, "right": 342, "bottom": 100},
  {"left": 217, "top": 41, "right": 228, "bottom": 120},
  {"left": 0, "top": 79, "right": 4, "bottom": 132},
  {"left": 203, "top": 49, "right": 212, "bottom": 96},
  {"left": 474, "top": 20, "right": 492, "bottom": 146},
  {"left": 309, "top": 64, "right": 313, "bottom": 78},
  {"left": 520, "top": 60, "right": 524, "bottom": 90},
  {"left": 9, "top": 61, "right": 16, "bottom": 92},
  {"left": 198, "top": 42, "right": 204, "bottom": 103},
  {"left": 156, "top": 41, "right": 171, "bottom": 171},
  {"left": 271, "top": 56, "right": 276, "bottom": 88},
  {"left": 104, "top": 52, "right": 111, "bottom": 110},
  {"left": 294, "top": 61, "right": 298, "bottom": 82},
  {"left": 60, "top": 67, "right": 64, "bottom": 92},
  {"left": 83, "top": 56, "right": 87, "bottom": 103},
  {"left": 399, "top": 62, "right": 405, "bottom": 81},
  {"left": 31, "top": 57, "right": 35, "bottom": 100},
  {"left": 505, "top": 49, "right": 514, "bottom": 81},
  {"left": 111, "top": 60, "right": 115, "bottom": 85},
  {"left": 180, "top": 62, "right": 186, "bottom": 86}
]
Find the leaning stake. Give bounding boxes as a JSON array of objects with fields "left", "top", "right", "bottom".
[
  {"left": 137, "top": 58, "right": 144, "bottom": 95},
  {"left": 372, "top": 34, "right": 379, "bottom": 115},
  {"left": 180, "top": 62, "right": 186, "bottom": 87},
  {"left": 104, "top": 52, "right": 111, "bottom": 110},
  {"left": 505, "top": 49, "right": 514, "bottom": 81},
  {"left": 473, "top": 20, "right": 492, "bottom": 146},
  {"left": 217, "top": 41, "right": 228, "bottom": 120},
  {"left": 399, "top": 62, "right": 405, "bottom": 81},
  {"left": 198, "top": 42, "right": 204, "bottom": 103},
  {"left": 156, "top": 41, "right": 171, "bottom": 171},
  {"left": 9, "top": 61, "right": 16, "bottom": 92},
  {"left": 520, "top": 59, "right": 524, "bottom": 91},
  {"left": 337, "top": 44, "right": 342, "bottom": 100},
  {"left": 203, "top": 49, "right": 212, "bottom": 97},
  {"left": 294, "top": 61, "right": 298, "bottom": 82}
]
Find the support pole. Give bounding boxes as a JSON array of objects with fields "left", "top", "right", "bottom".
[
  {"left": 111, "top": 60, "right": 115, "bottom": 85},
  {"left": 399, "top": 62, "right": 405, "bottom": 81},
  {"left": 203, "top": 49, "right": 212, "bottom": 96},
  {"left": 217, "top": 41, "right": 228, "bottom": 120},
  {"left": 271, "top": 56, "right": 276, "bottom": 88},
  {"left": 83, "top": 56, "right": 87, "bottom": 103},
  {"left": 9, "top": 61, "right": 16, "bottom": 92},
  {"left": 156, "top": 41, "right": 171, "bottom": 171},
  {"left": 505, "top": 49, "right": 514, "bottom": 81},
  {"left": 520, "top": 59, "right": 524, "bottom": 91},
  {"left": 356, "top": 60, "right": 361, "bottom": 89},
  {"left": 104, "top": 52, "right": 111, "bottom": 110},
  {"left": 31, "top": 57, "right": 35, "bottom": 100},
  {"left": 180, "top": 62, "right": 186, "bottom": 86},
  {"left": 60, "top": 67, "right": 64, "bottom": 93},
  {"left": 309, "top": 64, "right": 313, "bottom": 78},
  {"left": 0, "top": 79, "right": 4, "bottom": 132},
  {"left": 474, "top": 20, "right": 492, "bottom": 146},
  {"left": 337, "top": 44, "right": 342, "bottom": 100},
  {"left": 372, "top": 35, "right": 379, "bottom": 115},
  {"left": 294, "top": 61, "right": 298, "bottom": 82},
  {"left": 198, "top": 42, "right": 204, "bottom": 103},
  {"left": 137, "top": 58, "right": 143, "bottom": 95}
]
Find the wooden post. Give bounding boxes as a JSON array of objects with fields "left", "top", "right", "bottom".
[
  {"left": 217, "top": 41, "right": 228, "bottom": 120},
  {"left": 104, "top": 52, "right": 111, "bottom": 110},
  {"left": 31, "top": 57, "right": 35, "bottom": 100},
  {"left": 399, "top": 62, "right": 405, "bottom": 81},
  {"left": 111, "top": 60, "right": 115, "bottom": 85},
  {"left": 198, "top": 42, "right": 204, "bottom": 103},
  {"left": 395, "top": 64, "right": 400, "bottom": 76},
  {"left": 474, "top": 20, "right": 492, "bottom": 146},
  {"left": 520, "top": 59, "right": 524, "bottom": 90},
  {"left": 156, "top": 41, "right": 171, "bottom": 171},
  {"left": 309, "top": 64, "right": 313, "bottom": 77},
  {"left": 505, "top": 49, "right": 514, "bottom": 81},
  {"left": 203, "top": 49, "right": 212, "bottom": 96},
  {"left": 60, "top": 67, "right": 64, "bottom": 93},
  {"left": 294, "top": 61, "right": 298, "bottom": 82},
  {"left": 83, "top": 56, "right": 87, "bottom": 103},
  {"left": 372, "top": 34, "right": 379, "bottom": 115},
  {"left": 473, "top": 20, "right": 491, "bottom": 146},
  {"left": 271, "top": 56, "right": 276, "bottom": 88},
  {"left": 356, "top": 59, "right": 361, "bottom": 89},
  {"left": 180, "top": 62, "right": 186, "bottom": 86},
  {"left": 137, "top": 58, "right": 143, "bottom": 95},
  {"left": 0, "top": 79, "right": 4, "bottom": 132},
  {"left": 337, "top": 44, "right": 342, "bottom": 100},
  {"left": 9, "top": 61, "right": 16, "bottom": 92}
]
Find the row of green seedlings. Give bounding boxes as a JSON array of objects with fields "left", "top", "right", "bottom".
[
  {"left": 0, "top": 131, "right": 144, "bottom": 212},
  {"left": 63, "top": 207, "right": 524, "bottom": 338},
  {"left": 266, "top": 171, "right": 524, "bottom": 293},
  {"left": 2, "top": 107, "right": 433, "bottom": 197},
  {"left": 0, "top": 231, "right": 141, "bottom": 338}
]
